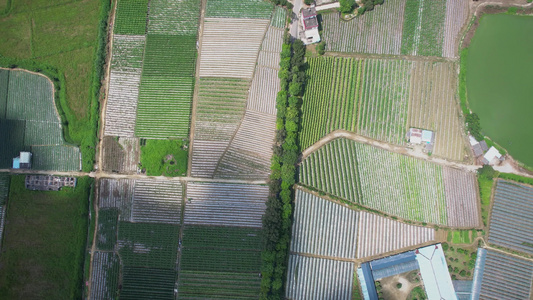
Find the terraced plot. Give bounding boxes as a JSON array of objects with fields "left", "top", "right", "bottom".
[
  {"left": 407, "top": 61, "right": 467, "bottom": 161},
  {"left": 98, "top": 178, "right": 135, "bottom": 221},
  {"left": 321, "top": 0, "right": 469, "bottom": 58},
  {"left": 356, "top": 212, "right": 435, "bottom": 258},
  {"left": 89, "top": 252, "right": 120, "bottom": 300},
  {"left": 246, "top": 67, "right": 280, "bottom": 115},
  {"left": 301, "top": 139, "right": 480, "bottom": 226},
  {"left": 478, "top": 249, "right": 533, "bottom": 299},
  {"left": 184, "top": 182, "right": 267, "bottom": 228},
  {"left": 199, "top": 18, "right": 269, "bottom": 79},
  {"left": 191, "top": 78, "right": 249, "bottom": 178},
  {"left": 105, "top": 35, "right": 145, "bottom": 137},
  {"left": 0, "top": 70, "right": 80, "bottom": 170},
  {"left": 300, "top": 57, "right": 361, "bottom": 149},
  {"left": 488, "top": 180, "right": 533, "bottom": 255},
  {"left": 286, "top": 255, "right": 354, "bottom": 300},
  {"left": 205, "top": 0, "right": 273, "bottom": 19},
  {"left": 121, "top": 267, "right": 176, "bottom": 300},
  {"left": 132, "top": 179, "right": 182, "bottom": 224}
]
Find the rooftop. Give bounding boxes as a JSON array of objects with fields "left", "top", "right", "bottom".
[
  {"left": 302, "top": 7, "right": 317, "bottom": 19},
  {"left": 303, "top": 17, "right": 318, "bottom": 30},
  {"left": 416, "top": 244, "right": 457, "bottom": 300}
]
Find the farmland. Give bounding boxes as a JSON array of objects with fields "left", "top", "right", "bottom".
[
  {"left": 286, "top": 255, "right": 354, "bottom": 300},
  {"left": 0, "top": 69, "right": 81, "bottom": 171},
  {"left": 291, "top": 189, "right": 435, "bottom": 260},
  {"left": 101, "top": 137, "right": 140, "bottom": 174},
  {"left": 178, "top": 225, "right": 262, "bottom": 298},
  {"left": 113, "top": 0, "right": 149, "bottom": 35},
  {"left": 466, "top": 14, "right": 533, "bottom": 167},
  {"left": 0, "top": 176, "right": 91, "bottom": 299},
  {"left": 300, "top": 138, "right": 480, "bottom": 226},
  {"left": 0, "top": 174, "right": 9, "bottom": 249},
  {"left": 205, "top": 0, "right": 273, "bottom": 19},
  {"left": 300, "top": 57, "right": 361, "bottom": 149},
  {"left": 299, "top": 57, "right": 468, "bottom": 162},
  {"left": 321, "top": 0, "right": 469, "bottom": 58},
  {"left": 488, "top": 180, "right": 533, "bottom": 255},
  {"left": 0, "top": 0, "right": 104, "bottom": 170},
  {"left": 89, "top": 252, "right": 120, "bottom": 300}
]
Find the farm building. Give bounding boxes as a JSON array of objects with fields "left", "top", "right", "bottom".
[
  {"left": 482, "top": 146, "right": 502, "bottom": 165},
  {"left": 469, "top": 136, "right": 489, "bottom": 157},
  {"left": 416, "top": 244, "right": 457, "bottom": 300},
  {"left": 12, "top": 152, "right": 32, "bottom": 169},
  {"left": 407, "top": 128, "right": 434, "bottom": 151},
  {"left": 358, "top": 244, "right": 458, "bottom": 300},
  {"left": 25, "top": 175, "right": 76, "bottom": 191},
  {"left": 301, "top": 7, "right": 321, "bottom": 45}
]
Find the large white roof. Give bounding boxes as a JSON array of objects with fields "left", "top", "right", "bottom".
[
  {"left": 416, "top": 244, "right": 457, "bottom": 300},
  {"left": 483, "top": 146, "right": 502, "bottom": 162}
]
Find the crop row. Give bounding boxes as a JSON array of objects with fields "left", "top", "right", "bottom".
[
  {"left": 479, "top": 249, "right": 533, "bottom": 299},
  {"left": 488, "top": 180, "right": 533, "bottom": 255},
  {"left": 199, "top": 18, "right": 269, "bottom": 79},
  {"left": 301, "top": 139, "right": 480, "bottom": 226},
  {"left": 321, "top": 0, "right": 467, "bottom": 58},
  {"left": 291, "top": 189, "right": 359, "bottom": 259},
  {"left": 247, "top": 66, "right": 279, "bottom": 115},
  {"left": 104, "top": 71, "right": 141, "bottom": 137},
  {"left": 110, "top": 35, "right": 145, "bottom": 72},
  {"left": 0, "top": 174, "right": 9, "bottom": 205},
  {"left": 0, "top": 205, "right": 5, "bottom": 250},
  {"left": 270, "top": 6, "right": 287, "bottom": 28},
  {"left": 113, "top": 0, "right": 149, "bottom": 35},
  {"left": 89, "top": 252, "right": 120, "bottom": 300},
  {"left": 0, "top": 69, "right": 8, "bottom": 116},
  {"left": 178, "top": 271, "right": 261, "bottom": 299},
  {"left": 214, "top": 110, "right": 276, "bottom": 180},
  {"left": 31, "top": 145, "right": 81, "bottom": 171},
  {"left": 300, "top": 57, "right": 360, "bottom": 149},
  {"left": 24, "top": 120, "right": 63, "bottom": 146},
  {"left": 101, "top": 137, "right": 140, "bottom": 174},
  {"left": 205, "top": 0, "right": 273, "bottom": 19},
  {"left": 147, "top": 0, "right": 201, "bottom": 36},
  {"left": 407, "top": 61, "right": 467, "bottom": 161},
  {"left": 121, "top": 267, "right": 176, "bottom": 300},
  {"left": 321, "top": 1, "right": 405, "bottom": 55},
  {"left": 184, "top": 182, "right": 267, "bottom": 228},
  {"left": 191, "top": 78, "right": 249, "bottom": 178},
  {"left": 0, "top": 119, "right": 25, "bottom": 168},
  {"left": 181, "top": 247, "right": 261, "bottom": 273},
  {"left": 98, "top": 178, "right": 135, "bottom": 220},
  {"left": 96, "top": 208, "right": 119, "bottom": 251},
  {"left": 356, "top": 211, "right": 435, "bottom": 258},
  {"left": 182, "top": 225, "right": 262, "bottom": 250},
  {"left": 286, "top": 255, "right": 354, "bottom": 300},
  {"left": 117, "top": 221, "right": 180, "bottom": 269},
  {"left": 357, "top": 59, "right": 412, "bottom": 145}
]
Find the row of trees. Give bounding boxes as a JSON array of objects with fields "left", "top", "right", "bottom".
[
  {"left": 260, "top": 32, "right": 306, "bottom": 299},
  {"left": 339, "top": 0, "right": 385, "bottom": 14}
]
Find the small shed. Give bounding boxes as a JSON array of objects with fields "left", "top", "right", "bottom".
[
  {"left": 421, "top": 130, "right": 433, "bottom": 144},
  {"left": 482, "top": 147, "right": 502, "bottom": 165},
  {"left": 408, "top": 128, "right": 423, "bottom": 144},
  {"left": 12, "top": 152, "right": 32, "bottom": 169}
]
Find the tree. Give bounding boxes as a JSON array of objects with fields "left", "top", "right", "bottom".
[
  {"left": 339, "top": 0, "right": 355, "bottom": 13},
  {"left": 304, "top": 0, "right": 313, "bottom": 4},
  {"left": 316, "top": 41, "right": 326, "bottom": 55}
]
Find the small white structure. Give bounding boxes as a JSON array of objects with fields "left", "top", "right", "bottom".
[
  {"left": 301, "top": 7, "right": 321, "bottom": 45},
  {"left": 12, "top": 151, "right": 32, "bottom": 169},
  {"left": 408, "top": 128, "right": 423, "bottom": 144},
  {"left": 421, "top": 130, "right": 433, "bottom": 143},
  {"left": 482, "top": 146, "right": 502, "bottom": 165}
]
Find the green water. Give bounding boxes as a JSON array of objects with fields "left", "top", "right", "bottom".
[{"left": 466, "top": 14, "right": 533, "bottom": 167}]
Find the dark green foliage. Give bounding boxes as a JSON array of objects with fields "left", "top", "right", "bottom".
[
  {"left": 96, "top": 208, "right": 119, "bottom": 251},
  {"left": 478, "top": 165, "right": 496, "bottom": 180},
  {"left": 114, "top": 0, "right": 149, "bottom": 35},
  {"left": 340, "top": 0, "right": 356, "bottom": 13},
  {"left": 120, "top": 267, "right": 176, "bottom": 300},
  {"left": 316, "top": 41, "right": 326, "bottom": 55},
  {"left": 359, "top": 0, "right": 383, "bottom": 14},
  {"left": 466, "top": 113, "right": 483, "bottom": 141},
  {"left": 0, "top": 176, "right": 92, "bottom": 299}
]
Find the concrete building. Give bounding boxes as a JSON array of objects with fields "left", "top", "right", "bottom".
[
  {"left": 408, "top": 128, "right": 423, "bottom": 144},
  {"left": 12, "top": 152, "right": 32, "bottom": 169},
  {"left": 25, "top": 175, "right": 77, "bottom": 191},
  {"left": 301, "top": 7, "right": 321, "bottom": 45},
  {"left": 482, "top": 147, "right": 502, "bottom": 165}
]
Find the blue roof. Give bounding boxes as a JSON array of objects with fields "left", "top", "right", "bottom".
[
  {"left": 358, "top": 263, "right": 378, "bottom": 300},
  {"left": 471, "top": 248, "right": 487, "bottom": 300},
  {"left": 370, "top": 251, "right": 417, "bottom": 271},
  {"left": 12, "top": 157, "right": 20, "bottom": 169}
]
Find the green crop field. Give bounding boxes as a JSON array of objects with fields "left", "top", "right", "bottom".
[
  {"left": 270, "top": 6, "right": 287, "bottom": 28},
  {"left": 96, "top": 208, "right": 119, "bottom": 251},
  {"left": 206, "top": 0, "right": 273, "bottom": 19},
  {"left": 140, "top": 139, "right": 188, "bottom": 176},
  {"left": 121, "top": 267, "right": 176, "bottom": 300},
  {"left": 114, "top": 0, "right": 149, "bottom": 35},
  {"left": 0, "top": 174, "right": 9, "bottom": 205},
  {"left": 0, "top": 176, "right": 91, "bottom": 299},
  {"left": 466, "top": 14, "right": 533, "bottom": 167},
  {"left": 178, "top": 225, "right": 262, "bottom": 298},
  {"left": 300, "top": 57, "right": 361, "bottom": 150},
  {"left": 0, "top": 70, "right": 81, "bottom": 171},
  {"left": 401, "top": 0, "right": 446, "bottom": 56},
  {"left": 118, "top": 222, "right": 180, "bottom": 269},
  {"left": 0, "top": 0, "right": 105, "bottom": 171}
]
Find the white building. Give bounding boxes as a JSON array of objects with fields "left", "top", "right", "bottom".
[
  {"left": 482, "top": 146, "right": 502, "bottom": 165},
  {"left": 301, "top": 7, "right": 321, "bottom": 45}
]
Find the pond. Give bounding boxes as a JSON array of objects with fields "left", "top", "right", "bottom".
[{"left": 466, "top": 13, "right": 533, "bottom": 167}]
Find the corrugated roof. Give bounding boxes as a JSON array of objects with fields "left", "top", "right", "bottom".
[
  {"left": 12, "top": 157, "right": 20, "bottom": 169},
  {"left": 358, "top": 263, "right": 378, "bottom": 300},
  {"left": 416, "top": 244, "right": 457, "bottom": 300}
]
